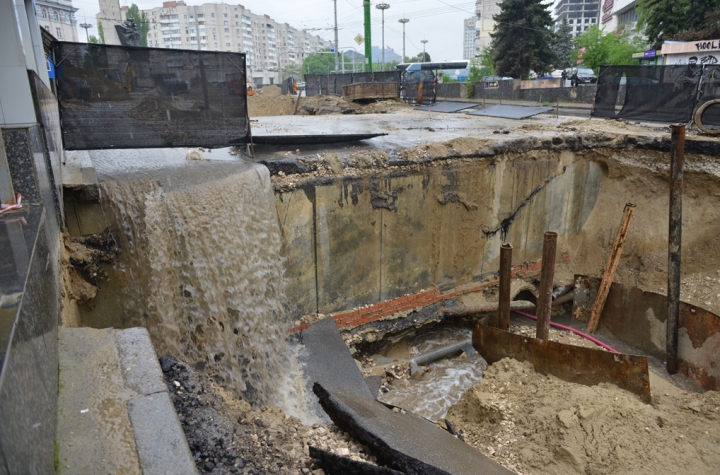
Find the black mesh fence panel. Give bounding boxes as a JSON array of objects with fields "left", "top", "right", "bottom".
[
  {"left": 697, "top": 65, "right": 720, "bottom": 127},
  {"left": 53, "top": 42, "right": 250, "bottom": 150},
  {"left": 592, "top": 65, "right": 700, "bottom": 123},
  {"left": 401, "top": 81, "right": 436, "bottom": 104},
  {"left": 303, "top": 72, "right": 400, "bottom": 97}
]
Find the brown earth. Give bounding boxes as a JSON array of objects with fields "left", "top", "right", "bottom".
[
  {"left": 248, "top": 86, "right": 295, "bottom": 117},
  {"left": 447, "top": 357, "right": 720, "bottom": 475},
  {"left": 297, "top": 94, "right": 409, "bottom": 116}
]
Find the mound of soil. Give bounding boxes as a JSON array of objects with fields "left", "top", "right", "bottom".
[
  {"left": 248, "top": 86, "right": 295, "bottom": 117},
  {"left": 447, "top": 358, "right": 720, "bottom": 475},
  {"left": 297, "top": 95, "right": 408, "bottom": 116}
]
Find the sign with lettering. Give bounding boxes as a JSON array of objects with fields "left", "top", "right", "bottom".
[{"left": 662, "top": 39, "right": 720, "bottom": 55}]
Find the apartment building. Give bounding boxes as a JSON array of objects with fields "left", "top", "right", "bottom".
[
  {"left": 476, "top": 0, "right": 500, "bottom": 51},
  {"left": 463, "top": 17, "right": 478, "bottom": 59},
  {"left": 141, "top": 1, "right": 331, "bottom": 86},
  {"left": 600, "top": 0, "right": 641, "bottom": 39},
  {"left": 554, "top": 0, "right": 600, "bottom": 37},
  {"left": 36, "top": 0, "right": 79, "bottom": 42}
]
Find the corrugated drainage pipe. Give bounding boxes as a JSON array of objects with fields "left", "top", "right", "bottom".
[{"left": 512, "top": 310, "right": 619, "bottom": 354}]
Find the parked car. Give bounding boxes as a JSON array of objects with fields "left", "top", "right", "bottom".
[{"left": 568, "top": 67, "right": 597, "bottom": 86}]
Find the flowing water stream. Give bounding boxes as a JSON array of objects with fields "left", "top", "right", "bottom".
[{"left": 98, "top": 158, "right": 314, "bottom": 421}]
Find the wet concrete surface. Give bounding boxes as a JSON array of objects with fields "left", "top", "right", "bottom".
[{"left": 314, "top": 383, "right": 514, "bottom": 475}]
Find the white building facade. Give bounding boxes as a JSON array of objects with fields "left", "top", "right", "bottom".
[
  {"left": 599, "top": 0, "right": 641, "bottom": 39},
  {"left": 141, "top": 1, "right": 330, "bottom": 86},
  {"left": 463, "top": 17, "right": 478, "bottom": 59},
  {"left": 476, "top": 0, "right": 500, "bottom": 51},
  {"left": 554, "top": 0, "right": 600, "bottom": 37},
  {"left": 36, "top": 0, "right": 79, "bottom": 42}
]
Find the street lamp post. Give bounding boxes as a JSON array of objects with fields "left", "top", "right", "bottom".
[
  {"left": 421, "top": 39, "right": 428, "bottom": 62},
  {"left": 376, "top": 3, "right": 390, "bottom": 70},
  {"left": 79, "top": 22, "right": 92, "bottom": 42},
  {"left": 398, "top": 18, "right": 409, "bottom": 62}
]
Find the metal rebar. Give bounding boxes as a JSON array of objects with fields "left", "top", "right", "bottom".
[
  {"left": 667, "top": 124, "right": 685, "bottom": 374},
  {"left": 535, "top": 231, "right": 557, "bottom": 340},
  {"left": 586, "top": 203, "right": 636, "bottom": 333},
  {"left": 499, "top": 243, "right": 512, "bottom": 331}
]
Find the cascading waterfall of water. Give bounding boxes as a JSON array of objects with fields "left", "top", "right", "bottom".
[{"left": 99, "top": 163, "right": 315, "bottom": 422}]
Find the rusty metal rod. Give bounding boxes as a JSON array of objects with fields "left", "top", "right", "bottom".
[
  {"left": 499, "top": 243, "right": 513, "bottom": 331},
  {"left": 535, "top": 231, "right": 557, "bottom": 340},
  {"left": 667, "top": 124, "right": 685, "bottom": 374},
  {"left": 586, "top": 203, "right": 636, "bottom": 333}
]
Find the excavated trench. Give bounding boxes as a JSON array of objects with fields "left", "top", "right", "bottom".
[{"left": 62, "top": 123, "right": 720, "bottom": 474}]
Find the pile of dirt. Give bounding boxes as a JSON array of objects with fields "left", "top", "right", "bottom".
[
  {"left": 60, "top": 231, "right": 117, "bottom": 326},
  {"left": 160, "top": 355, "right": 386, "bottom": 475},
  {"left": 248, "top": 86, "right": 295, "bottom": 117},
  {"left": 297, "top": 95, "right": 408, "bottom": 116},
  {"left": 446, "top": 357, "right": 720, "bottom": 475}
]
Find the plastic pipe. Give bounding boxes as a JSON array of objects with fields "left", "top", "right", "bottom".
[{"left": 512, "top": 310, "right": 619, "bottom": 354}]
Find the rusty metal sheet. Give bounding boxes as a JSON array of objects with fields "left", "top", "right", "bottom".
[
  {"left": 472, "top": 322, "right": 652, "bottom": 403},
  {"left": 573, "top": 275, "right": 720, "bottom": 391}
]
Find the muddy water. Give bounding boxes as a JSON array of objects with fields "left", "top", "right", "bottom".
[
  {"left": 99, "top": 162, "right": 314, "bottom": 421},
  {"left": 377, "top": 326, "right": 488, "bottom": 422}
]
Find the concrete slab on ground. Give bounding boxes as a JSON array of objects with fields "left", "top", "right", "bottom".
[
  {"left": 57, "top": 327, "right": 197, "bottom": 475},
  {"left": 467, "top": 105, "right": 554, "bottom": 119},
  {"left": 416, "top": 102, "right": 479, "bottom": 113},
  {"left": 314, "top": 383, "right": 514, "bottom": 475}
]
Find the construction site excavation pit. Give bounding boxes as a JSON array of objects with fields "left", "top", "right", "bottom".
[{"left": 61, "top": 114, "right": 720, "bottom": 475}]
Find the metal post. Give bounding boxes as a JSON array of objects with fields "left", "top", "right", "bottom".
[
  {"left": 667, "top": 124, "right": 685, "bottom": 374},
  {"left": 363, "top": 0, "right": 372, "bottom": 72},
  {"left": 333, "top": 0, "right": 339, "bottom": 73},
  {"left": 421, "top": 39, "right": 428, "bottom": 61},
  {"left": 586, "top": 203, "right": 636, "bottom": 333},
  {"left": 376, "top": 3, "right": 390, "bottom": 70},
  {"left": 399, "top": 18, "right": 409, "bottom": 61},
  {"left": 535, "top": 232, "right": 557, "bottom": 341},
  {"left": 499, "top": 243, "right": 513, "bottom": 331}
]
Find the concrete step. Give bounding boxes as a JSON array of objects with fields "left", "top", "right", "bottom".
[{"left": 57, "top": 327, "right": 197, "bottom": 475}]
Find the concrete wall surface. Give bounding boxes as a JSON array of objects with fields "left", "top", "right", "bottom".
[{"left": 276, "top": 152, "right": 603, "bottom": 318}]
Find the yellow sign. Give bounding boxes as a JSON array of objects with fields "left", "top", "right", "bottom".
[{"left": 354, "top": 34, "right": 364, "bottom": 45}]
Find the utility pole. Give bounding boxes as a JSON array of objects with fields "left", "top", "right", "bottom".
[
  {"left": 421, "top": 39, "right": 428, "bottom": 61},
  {"left": 79, "top": 22, "right": 92, "bottom": 42},
  {"left": 376, "top": 3, "right": 390, "bottom": 70},
  {"left": 333, "top": 0, "right": 339, "bottom": 74},
  {"left": 398, "top": 18, "right": 409, "bottom": 62},
  {"left": 363, "top": 0, "right": 372, "bottom": 72}
]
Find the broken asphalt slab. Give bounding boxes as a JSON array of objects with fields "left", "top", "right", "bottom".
[
  {"left": 309, "top": 446, "right": 405, "bottom": 475},
  {"left": 298, "top": 317, "right": 374, "bottom": 421},
  {"left": 313, "top": 383, "right": 514, "bottom": 475}
]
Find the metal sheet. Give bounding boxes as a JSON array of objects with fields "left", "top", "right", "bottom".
[
  {"left": 416, "top": 102, "right": 479, "bottom": 113},
  {"left": 472, "top": 322, "right": 652, "bottom": 403},
  {"left": 467, "top": 105, "right": 553, "bottom": 119},
  {"left": 573, "top": 275, "right": 720, "bottom": 391},
  {"left": 250, "top": 133, "right": 387, "bottom": 145}
]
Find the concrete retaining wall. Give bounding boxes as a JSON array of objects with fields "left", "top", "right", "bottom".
[{"left": 276, "top": 152, "right": 603, "bottom": 319}]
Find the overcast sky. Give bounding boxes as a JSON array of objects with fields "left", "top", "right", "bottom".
[{"left": 72, "top": 0, "right": 480, "bottom": 60}]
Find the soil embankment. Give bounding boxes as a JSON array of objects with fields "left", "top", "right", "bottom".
[{"left": 447, "top": 358, "right": 720, "bottom": 475}]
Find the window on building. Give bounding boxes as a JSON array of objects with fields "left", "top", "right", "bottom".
[
  {"left": 40, "top": 9, "right": 47, "bottom": 19},
  {"left": 585, "top": 18, "right": 590, "bottom": 22},
  {"left": 51, "top": 11, "right": 59, "bottom": 21},
  {"left": 224, "top": 20, "right": 228, "bottom": 25},
  {"left": 619, "top": 7, "right": 638, "bottom": 25},
  {"left": 212, "top": 20, "right": 216, "bottom": 25},
  {"left": 591, "top": 18, "right": 596, "bottom": 22},
  {"left": 224, "top": 13, "right": 228, "bottom": 17},
  {"left": 184, "top": 15, "right": 187, "bottom": 19},
  {"left": 56, "top": 27, "right": 62, "bottom": 37},
  {"left": 226, "top": 42, "right": 230, "bottom": 46},
  {"left": 224, "top": 28, "right": 229, "bottom": 32},
  {"left": 211, "top": 12, "right": 215, "bottom": 17}
]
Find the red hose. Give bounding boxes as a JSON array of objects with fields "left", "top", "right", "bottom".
[{"left": 512, "top": 310, "right": 620, "bottom": 354}]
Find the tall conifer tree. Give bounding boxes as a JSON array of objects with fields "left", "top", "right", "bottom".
[{"left": 490, "top": 0, "right": 556, "bottom": 78}]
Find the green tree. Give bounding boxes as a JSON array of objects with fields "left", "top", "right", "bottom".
[
  {"left": 88, "top": 35, "right": 99, "bottom": 44},
  {"left": 552, "top": 18, "right": 574, "bottom": 69},
  {"left": 125, "top": 3, "right": 150, "bottom": 47},
  {"left": 687, "top": 0, "right": 718, "bottom": 30},
  {"left": 490, "top": 0, "right": 557, "bottom": 78},
  {"left": 671, "top": 8, "right": 720, "bottom": 41},
  {"left": 302, "top": 50, "right": 335, "bottom": 75},
  {"left": 281, "top": 62, "right": 302, "bottom": 81},
  {"left": 477, "top": 47, "right": 497, "bottom": 76},
  {"left": 638, "top": 0, "right": 689, "bottom": 49},
  {"left": 381, "top": 60, "right": 399, "bottom": 72},
  {"left": 572, "top": 26, "right": 644, "bottom": 71},
  {"left": 405, "top": 52, "right": 431, "bottom": 63},
  {"left": 97, "top": 20, "right": 105, "bottom": 44}
]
